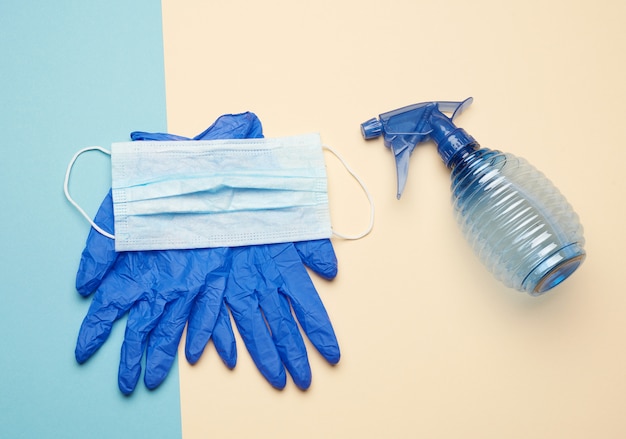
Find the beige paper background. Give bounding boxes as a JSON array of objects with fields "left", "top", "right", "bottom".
[{"left": 161, "top": 0, "right": 626, "bottom": 437}]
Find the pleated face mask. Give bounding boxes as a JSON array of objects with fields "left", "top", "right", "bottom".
[{"left": 65, "top": 133, "right": 373, "bottom": 251}]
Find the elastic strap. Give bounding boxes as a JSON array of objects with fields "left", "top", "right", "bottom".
[
  {"left": 323, "top": 145, "right": 375, "bottom": 240},
  {"left": 65, "top": 144, "right": 374, "bottom": 242},
  {"left": 63, "top": 146, "right": 115, "bottom": 240}
]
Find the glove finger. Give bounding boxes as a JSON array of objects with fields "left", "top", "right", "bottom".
[
  {"left": 226, "top": 248, "right": 286, "bottom": 388},
  {"left": 268, "top": 244, "right": 340, "bottom": 364},
  {"left": 75, "top": 190, "right": 118, "bottom": 296},
  {"left": 118, "top": 298, "right": 165, "bottom": 395},
  {"left": 257, "top": 287, "right": 312, "bottom": 390},
  {"left": 211, "top": 301, "right": 237, "bottom": 369},
  {"left": 144, "top": 293, "right": 197, "bottom": 391},
  {"left": 75, "top": 257, "right": 145, "bottom": 364},
  {"left": 131, "top": 113, "right": 263, "bottom": 143},
  {"left": 185, "top": 274, "right": 228, "bottom": 364},
  {"left": 226, "top": 282, "right": 286, "bottom": 389},
  {"left": 140, "top": 249, "right": 222, "bottom": 389},
  {"left": 293, "top": 239, "right": 338, "bottom": 280},
  {"left": 130, "top": 131, "right": 190, "bottom": 141},
  {"left": 193, "top": 112, "right": 263, "bottom": 140}
]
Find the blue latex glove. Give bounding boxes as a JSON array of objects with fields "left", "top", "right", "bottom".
[
  {"left": 75, "top": 113, "right": 340, "bottom": 393},
  {"left": 184, "top": 241, "right": 339, "bottom": 389},
  {"left": 221, "top": 243, "right": 339, "bottom": 389}
]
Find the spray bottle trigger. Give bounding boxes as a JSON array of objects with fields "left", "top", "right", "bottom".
[
  {"left": 361, "top": 97, "right": 473, "bottom": 199},
  {"left": 435, "top": 97, "right": 474, "bottom": 121}
]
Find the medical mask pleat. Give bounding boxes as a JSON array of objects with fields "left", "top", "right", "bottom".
[
  {"left": 65, "top": 133, "right": 375, "bottom": 250},
  {"left": 120, "top": 175, "right": 324, "bottom": 213},
  {"left": 111, "top": 133, "right": 333, "bottom": 251}
]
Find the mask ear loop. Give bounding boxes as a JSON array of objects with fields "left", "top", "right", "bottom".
[
  {"left": 64, "top": 146, "right": 116, "bottom": 240},
  {"left": 323, "top": 145, "right": 375, "bottom": 240}
]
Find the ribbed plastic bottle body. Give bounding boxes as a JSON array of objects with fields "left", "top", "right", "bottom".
[{"left": 450, "top": 148, "right": 585, "bottom": 295}]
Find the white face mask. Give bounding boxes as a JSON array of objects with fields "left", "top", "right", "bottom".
[{"left": 65, "top": 133, "right": 374, "bottom": 251}]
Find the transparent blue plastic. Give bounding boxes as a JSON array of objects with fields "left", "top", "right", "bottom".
[
  {"left": 361, "top": 98, "right": 586, "bottom": 294},
  {"left": 450, "top": 148, "right": 585, "bottom": 295}
]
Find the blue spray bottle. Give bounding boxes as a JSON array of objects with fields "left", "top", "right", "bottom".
[{"left": 361, "top": 98, "right": 585, "bottom": 295}]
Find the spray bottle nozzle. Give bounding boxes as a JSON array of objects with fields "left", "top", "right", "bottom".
[
  {"left": 361, "top": 97, "right": 475, "bottom": 199},
  {"left": 361, "top": 118, "right": 383, "bottom": 139}
]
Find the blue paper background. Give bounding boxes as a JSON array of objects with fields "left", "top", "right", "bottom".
[{"left": 0, "top": 2, "right": 181, "bottom": 438}]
